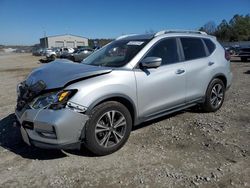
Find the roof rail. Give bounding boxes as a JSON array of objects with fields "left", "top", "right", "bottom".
[
  {"left": 155, "top": 30, "right": 207, "bottom": 36},
  {"left": 116, "top": 34, "right": 138, "bottom": 40}
]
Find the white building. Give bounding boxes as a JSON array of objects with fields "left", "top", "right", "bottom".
[{"left": 40, "top": 34, "right": 88, "bottom": 48}]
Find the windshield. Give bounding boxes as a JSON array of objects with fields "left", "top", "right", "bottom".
[{"left": 82, "top": 39, "right": 149, "bottom": 67}]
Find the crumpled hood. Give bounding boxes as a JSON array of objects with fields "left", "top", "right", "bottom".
[{"left": 26, "top": 59, "right": 112, "bottom": 89}]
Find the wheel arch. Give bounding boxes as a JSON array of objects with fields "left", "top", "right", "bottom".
[
  {"left": 203, "top": 73, "right": 227, "bottom": 98},
  {"left": 86, "top": 94, "right": 138, "bottom": 125},
  {"left": 201, "top": 73, "right": 227, "bottom": 112},
  {"left": 212, "top": 73, "right": 227, "bottom": 88}
]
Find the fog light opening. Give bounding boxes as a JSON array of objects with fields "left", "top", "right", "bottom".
[
  {"left": 39, "top": 132, "right": 57, "bottom": 139},
  {"left": 36, "top": 127, "right": 57, "bottom": 139}
]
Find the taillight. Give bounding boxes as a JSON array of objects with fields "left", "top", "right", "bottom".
[{"left": 225, "top": 50, "right": 231, "bottom": 61}]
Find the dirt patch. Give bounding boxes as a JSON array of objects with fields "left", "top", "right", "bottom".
[
  {"left": 0, "top": 53, "right": 249, "bottom": 187},
  {"left": 0, "top": 68, "right": 33, "bottom": 73}
]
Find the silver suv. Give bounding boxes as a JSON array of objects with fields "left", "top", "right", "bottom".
[{"left": 15, "top": 30, "right": 232, "bottom": 155}]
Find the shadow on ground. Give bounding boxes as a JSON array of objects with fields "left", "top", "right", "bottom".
[
  {"left": 0, "top": 113, "right": 68, "bottom": 160},
  {"left": 0, "top": 107, "right": 202, "bottom": 159},
  {"left": 0, "top": 113, "right": 102, "bottom": 159},
  {"left": 244, "top": 70, "right": 250, "bottom": 74}
]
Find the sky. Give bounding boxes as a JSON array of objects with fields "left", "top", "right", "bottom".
[{"left": 0, "top": 0, "right": 249, "bottom": 45}]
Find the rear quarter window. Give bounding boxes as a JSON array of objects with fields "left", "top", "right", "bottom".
[
  {"left": 203, "top": 38, "right": 216, "bottom": 54},
  {"left": 180, "top": 37, "right": 206, "bottom": 61}
]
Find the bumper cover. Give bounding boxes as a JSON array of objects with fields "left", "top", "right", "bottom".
[
  {"left": 30, "top": 139, "right": 82, "bottom": 150},
  {"left": 15, "top": 108, "right": 89, "bottom": 150}
]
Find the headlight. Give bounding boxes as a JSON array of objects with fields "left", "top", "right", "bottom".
[
  {"left": 31, "top": 89, "right": 77, "bottom": 109},
  {"left": 57, "top": 90, "right": 72, "bottom": 102},
  {"left": 31, "top": 92, "right": 58, "bottom": 109}
]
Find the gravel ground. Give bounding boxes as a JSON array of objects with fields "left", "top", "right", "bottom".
[{"left": 0, "top": 53, "right": 249, "bottom": 188}]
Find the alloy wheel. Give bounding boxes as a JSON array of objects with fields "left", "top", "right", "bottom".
[
  {"left": 95, "top": 110, "right": 127, "bottom": 148},
  {"left": 210, "top": 83, "right": 224, "bottom": 108}
]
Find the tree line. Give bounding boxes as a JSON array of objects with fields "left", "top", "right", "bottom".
[{"left": 199, "top": 14, "right": 250, "bottom": 42}]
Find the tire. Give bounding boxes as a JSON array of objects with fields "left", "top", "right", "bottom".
[
  {"left": 202, "top": 78, "right": 225, "bottom": 112},
  {"left": 51, "top": 54, "right": 56, "bottom": 61},
  {"left": 84, "top": 101, "right": 132, "bottom": 156},
  {"left": 241, "top": 57, "right": 247, "bottom": 62}
]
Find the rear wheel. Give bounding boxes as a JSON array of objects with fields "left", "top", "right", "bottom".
[
  {"left": 84, "top": 101, "right": 132, "bottom": 156},
  {"left": 202, "top": 78, "right": 225, "bottom": 112}
]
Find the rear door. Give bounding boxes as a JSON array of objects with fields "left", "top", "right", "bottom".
[
  {"left": 179, "top": 37, "right": 212, "bottom": 102},
  {"left": 135, "top": 37, "right": 186, "bottom": 118}
]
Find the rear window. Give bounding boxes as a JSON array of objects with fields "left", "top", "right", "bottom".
[
  {"left": 203, "top": 38, "right": 216, "bottom": 54},
  {"left": 180, "top": 38, "right": 206, "bottom": 60}
]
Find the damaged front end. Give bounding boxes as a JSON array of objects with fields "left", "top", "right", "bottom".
[
  {"left": 14, "top": 61, "right": 114, "bottom": 150},
  {"left": 16, "top": 80, "right": 85, "bottom": 113},
  {"left": 16, "top": 80, "right": 46, "bottom": 111},
  {"left": 15, "top": 80, "right": 89, "bottom": 150}
]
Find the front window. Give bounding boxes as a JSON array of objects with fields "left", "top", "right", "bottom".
[
  {"left": 82, "top": 39, "right": 149, "bottom": 67},
  {"left": 144, "top": 38, "right": 180, "bottom": 65}
]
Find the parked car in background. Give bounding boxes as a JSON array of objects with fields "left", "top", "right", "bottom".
[
  {"left": 225, "top": 45, "right": 250, "bottom": 61},
  {"left": 15, "top": 30, "right": 232, "bottom": 155},
  {"left": 235, "top": 46, "right": 250, "bottom": 61},
  {"left": 45, "top": 50, "right": 57, "bottom": 60},
  {"left": 59, "top": 47, "right": 75, "bottom": 58},
  {"left": 32, "top": 48, "right": 44, "bottom": 56},
  {"left": 70, "top": 47, "right": 94, "bottom": 62}
]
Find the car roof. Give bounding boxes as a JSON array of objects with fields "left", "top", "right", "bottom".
[
  {"left": 117, "top": 30, "right": 215, "bottom": 41},
  {"left": 116, "top": 34, "right": 154, "bottom": 41}
]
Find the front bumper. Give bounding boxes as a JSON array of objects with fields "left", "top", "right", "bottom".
[{"left": 15, "top": 107, "right": 89, "bottom": 150}]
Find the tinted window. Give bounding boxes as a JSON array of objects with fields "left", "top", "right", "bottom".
[
  {"left": 203, "top": 38, "right": 215, "bottom": 54},
  {"left": 145, "top": 38, "right": 179, "bottom": 65},
  {"left": 180, "top": 38, "right": 206, "bottom": 60}
]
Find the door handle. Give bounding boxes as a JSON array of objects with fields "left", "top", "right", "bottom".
[
  {"left": 208, "top": 62, "right": 215, "bottom": 66},
  {"left": 176, "top": 69, "right": 185, "bottom": 74}
]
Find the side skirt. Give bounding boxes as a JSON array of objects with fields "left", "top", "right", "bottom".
[{"left": 135, "top": 97, "right": 204, "bottom": 126}]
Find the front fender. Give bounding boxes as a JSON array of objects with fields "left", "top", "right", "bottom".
[{"left": 66, "top": 70, "right": 137, "bottom": 115}]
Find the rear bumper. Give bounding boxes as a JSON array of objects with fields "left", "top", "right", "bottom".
[{"left": 15, "top": 108, "right": 89, "bottom": 150}]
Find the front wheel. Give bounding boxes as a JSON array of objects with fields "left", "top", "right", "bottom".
[
  {"left": 202, "top": 78, "right": 225, "bottom": 112},
  {"left": 84, "top": 101, "right": 132, "bottom": 156},
  {"left": 51, "top": 54, "right": 56, "bottom": 60}
]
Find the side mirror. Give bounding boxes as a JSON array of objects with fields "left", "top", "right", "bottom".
[{"left": 140, "top": 57, "right": 162, "bottom": 68}]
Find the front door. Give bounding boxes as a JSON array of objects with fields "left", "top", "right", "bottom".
[{"left": 134, "top": 37, "right": 186, "bottom": 118}]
